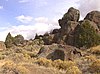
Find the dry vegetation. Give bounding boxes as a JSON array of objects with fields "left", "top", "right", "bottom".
[{"left": 0, "top": 45, "right": 100, "bottom": 74}]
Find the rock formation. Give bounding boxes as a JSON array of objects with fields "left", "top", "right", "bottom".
[
  {"left": 84, "top": 11, "right": 100, "bottom": 30},
  {"left": 37, "top": 44, "right": 82, "bottom": 61},
  {"left": 38, "top": 7, "right": 100, "bottom": 48},
  {"left": 5, "top": 7, "right": 100, "bottom": 49}
]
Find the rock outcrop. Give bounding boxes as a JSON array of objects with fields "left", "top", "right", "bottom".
[
  {"left": 84, "top": 11, "right": 100, "bottom": 30},
  {"left": 39, "top": 7, "right": 100, "bottom": 48},
  {"left": 52, "top": 7, "right": 80, "bottom": 44},
  {"left": 58, "top": 7, "right": 80, "bottom": 35},
  {"left": 37, "top": 44, "right": 82, "bottom": 61}
]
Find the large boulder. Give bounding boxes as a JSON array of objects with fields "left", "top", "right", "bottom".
[
  {"left": 59, "top": 7, "right": 80, "bottom": 28},
  {"left": 43, "top": 34, "right": 54, "bottom": 45},
  {"left": 60, "top": 21, "right": 79, "bottom": 35},
  {"left": 37, "top": 44, "right": 82, "bottom": 61},
  {"left": 84, "top": 11, "right": 100, "bottom": 30},
  {"left": 53, "top": 7, "right": 80, "bottom": 45},
  {"left": 52, "top": 21, "right": 79, "bottom": 45}
]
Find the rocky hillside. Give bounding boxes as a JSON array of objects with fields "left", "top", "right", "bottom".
[
  {"left": 0, "top": 7, "right": 100, "bottom": 74},
  {"left": 35, "top": 7, "right": 100, "bottom": 49}
]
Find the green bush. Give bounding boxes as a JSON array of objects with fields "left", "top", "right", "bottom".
[
  {"left": 5, "top": 32, "right": 13, "bottom": 48},
  {"left": 74, "top": 20, "right": 100, "bottom": 48},
  {"left": 13, "top": 34, "right": 24, "bottom": 46}
]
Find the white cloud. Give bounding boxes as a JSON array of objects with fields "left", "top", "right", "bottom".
[
  {"left": 78, "top": 0, "right": 100, "bottom": 18},
  {"left": 16, "top": 15, "right": 33, "bottom": 23},
  {"left": 0, "top": 6, "right": 3, "bottom": 9},
  {"left": 35, "top": 17, "right": 48, "bottom": 24},
  {"left": 34, "top": 17, "right": 59, "bottom": 26},
  {"left": 0, "top": 17, "right": 60, "bottom": 41},
  {"left": 18, "top": 0, "right": 29, "bottom": 3}
]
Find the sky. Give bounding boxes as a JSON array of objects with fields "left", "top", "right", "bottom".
[{"left": 0, "top": 0, "right": 100, "bottom": 41}]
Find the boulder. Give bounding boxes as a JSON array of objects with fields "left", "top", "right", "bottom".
[
  {"left": 84, "top": 11, "right": 100, "bottom": 30},
  {"left": 43, "top": 34, "right": 54, "bottom": 45},
  {"left": 63, "top": 7, "right": 80, "bottom": 21},
  {"left": 37, "top": 44, "right": 82, "bottom": 61},
  {"left": 51, "top": 29, "right": 60, "bottom": 34},
  {"left": 60, "top": 21, "right": 79, "bottom": 35},
  {"left": 52, "top": 21, "right": 79, "bottom": 45},
  {"left": 59, "top": 7, "right": 80, "bottom": 28}
]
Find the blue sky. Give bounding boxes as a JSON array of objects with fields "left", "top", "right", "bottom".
[{"left": 0, "top": 0, "right": 100, "bottom": 41}]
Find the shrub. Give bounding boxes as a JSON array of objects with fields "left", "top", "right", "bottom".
[
  {"left": 53, "top": 59, "right": 76, "bottom": 70},
  {"left": 8, "top": 53, "right": 30, "bottom": 63},
  {"left": 36, "top": 58, "right": 52, "bottom": 67},
  {"left": 74, "top": 20, "right": 100, "bottom": 48},
  {"left": 84, "top": 55, "right": 96, "bottom": 62},
  {"left": 13, "top": 34, "right": 24, "bottom": 46},
  {"left": 16, "top": 65, "right": 29, "bottom": 74},
  {"left": 5, "top": 32, "right": 13, "bottom": 48},
  {"left": 90, "top": 59, "right": 100, "bottom": 73},
  {"left": 89, "top": 45, "right": 100, "bottom": 55},
  {"left": 2, "top": 60, "right": 29, "bottom": 74},
  {"left": 66, "top": 66, "right": 82, "bottom": 74},
  {"left": 32, "top": 39, "right": 44, "bottom": 45}
]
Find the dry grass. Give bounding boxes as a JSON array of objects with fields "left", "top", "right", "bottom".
[
  {"left": 1, "top": 60, "right": 29, "bottom": 74},
  {"left": 90, "top": 59, "right": 100, "bottom": 73},
  {"left": 84, "top": 55, "right": 97, "bottom": 62},
  {"left": 35, "top": 58, "right": 52, "bottom": 67},
  {"left": 35, "top": 58, "right": 81, "bottom": 74},
  {"left": 66, "top": 66, "right": 82, "bottom": 74},
  {"left": 53, "top": 59, "right": 76, "bottom": 70},
  {"left": 89, "top": 45, "right": 100, "bottom": 54}
]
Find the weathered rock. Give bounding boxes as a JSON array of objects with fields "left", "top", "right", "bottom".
[
  {"left": 37, "top": 44, "right": 82, "bottom": 61},
  {"left": 59, "top": 7, "right": 80, "bottom": 28},
  {"left": 52, "top": 33, "right": 64, "bottom": 44},
  {"left": 52, "top": 21, "right": 79, "bottom": 45},
  {"left": 51, "top": 29, "right": 60, "bottom": 34},
  {"left": 52, "top": 7, "right": 80, "bottom": 45},
  {"left": 64, "top": 7, "right": 80, "bottom": 21},
  {"left": 43, "top": 34, "right": 54, "bottom": 45},
  {"left": 0, "top": 41, "right": 6, "bottom": 51},
  {"left": 60, "top": 21, "right": 79, "bottom": 35},
  {"left": 84, "top": 11, "right": 100, "bottom": 30}
]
